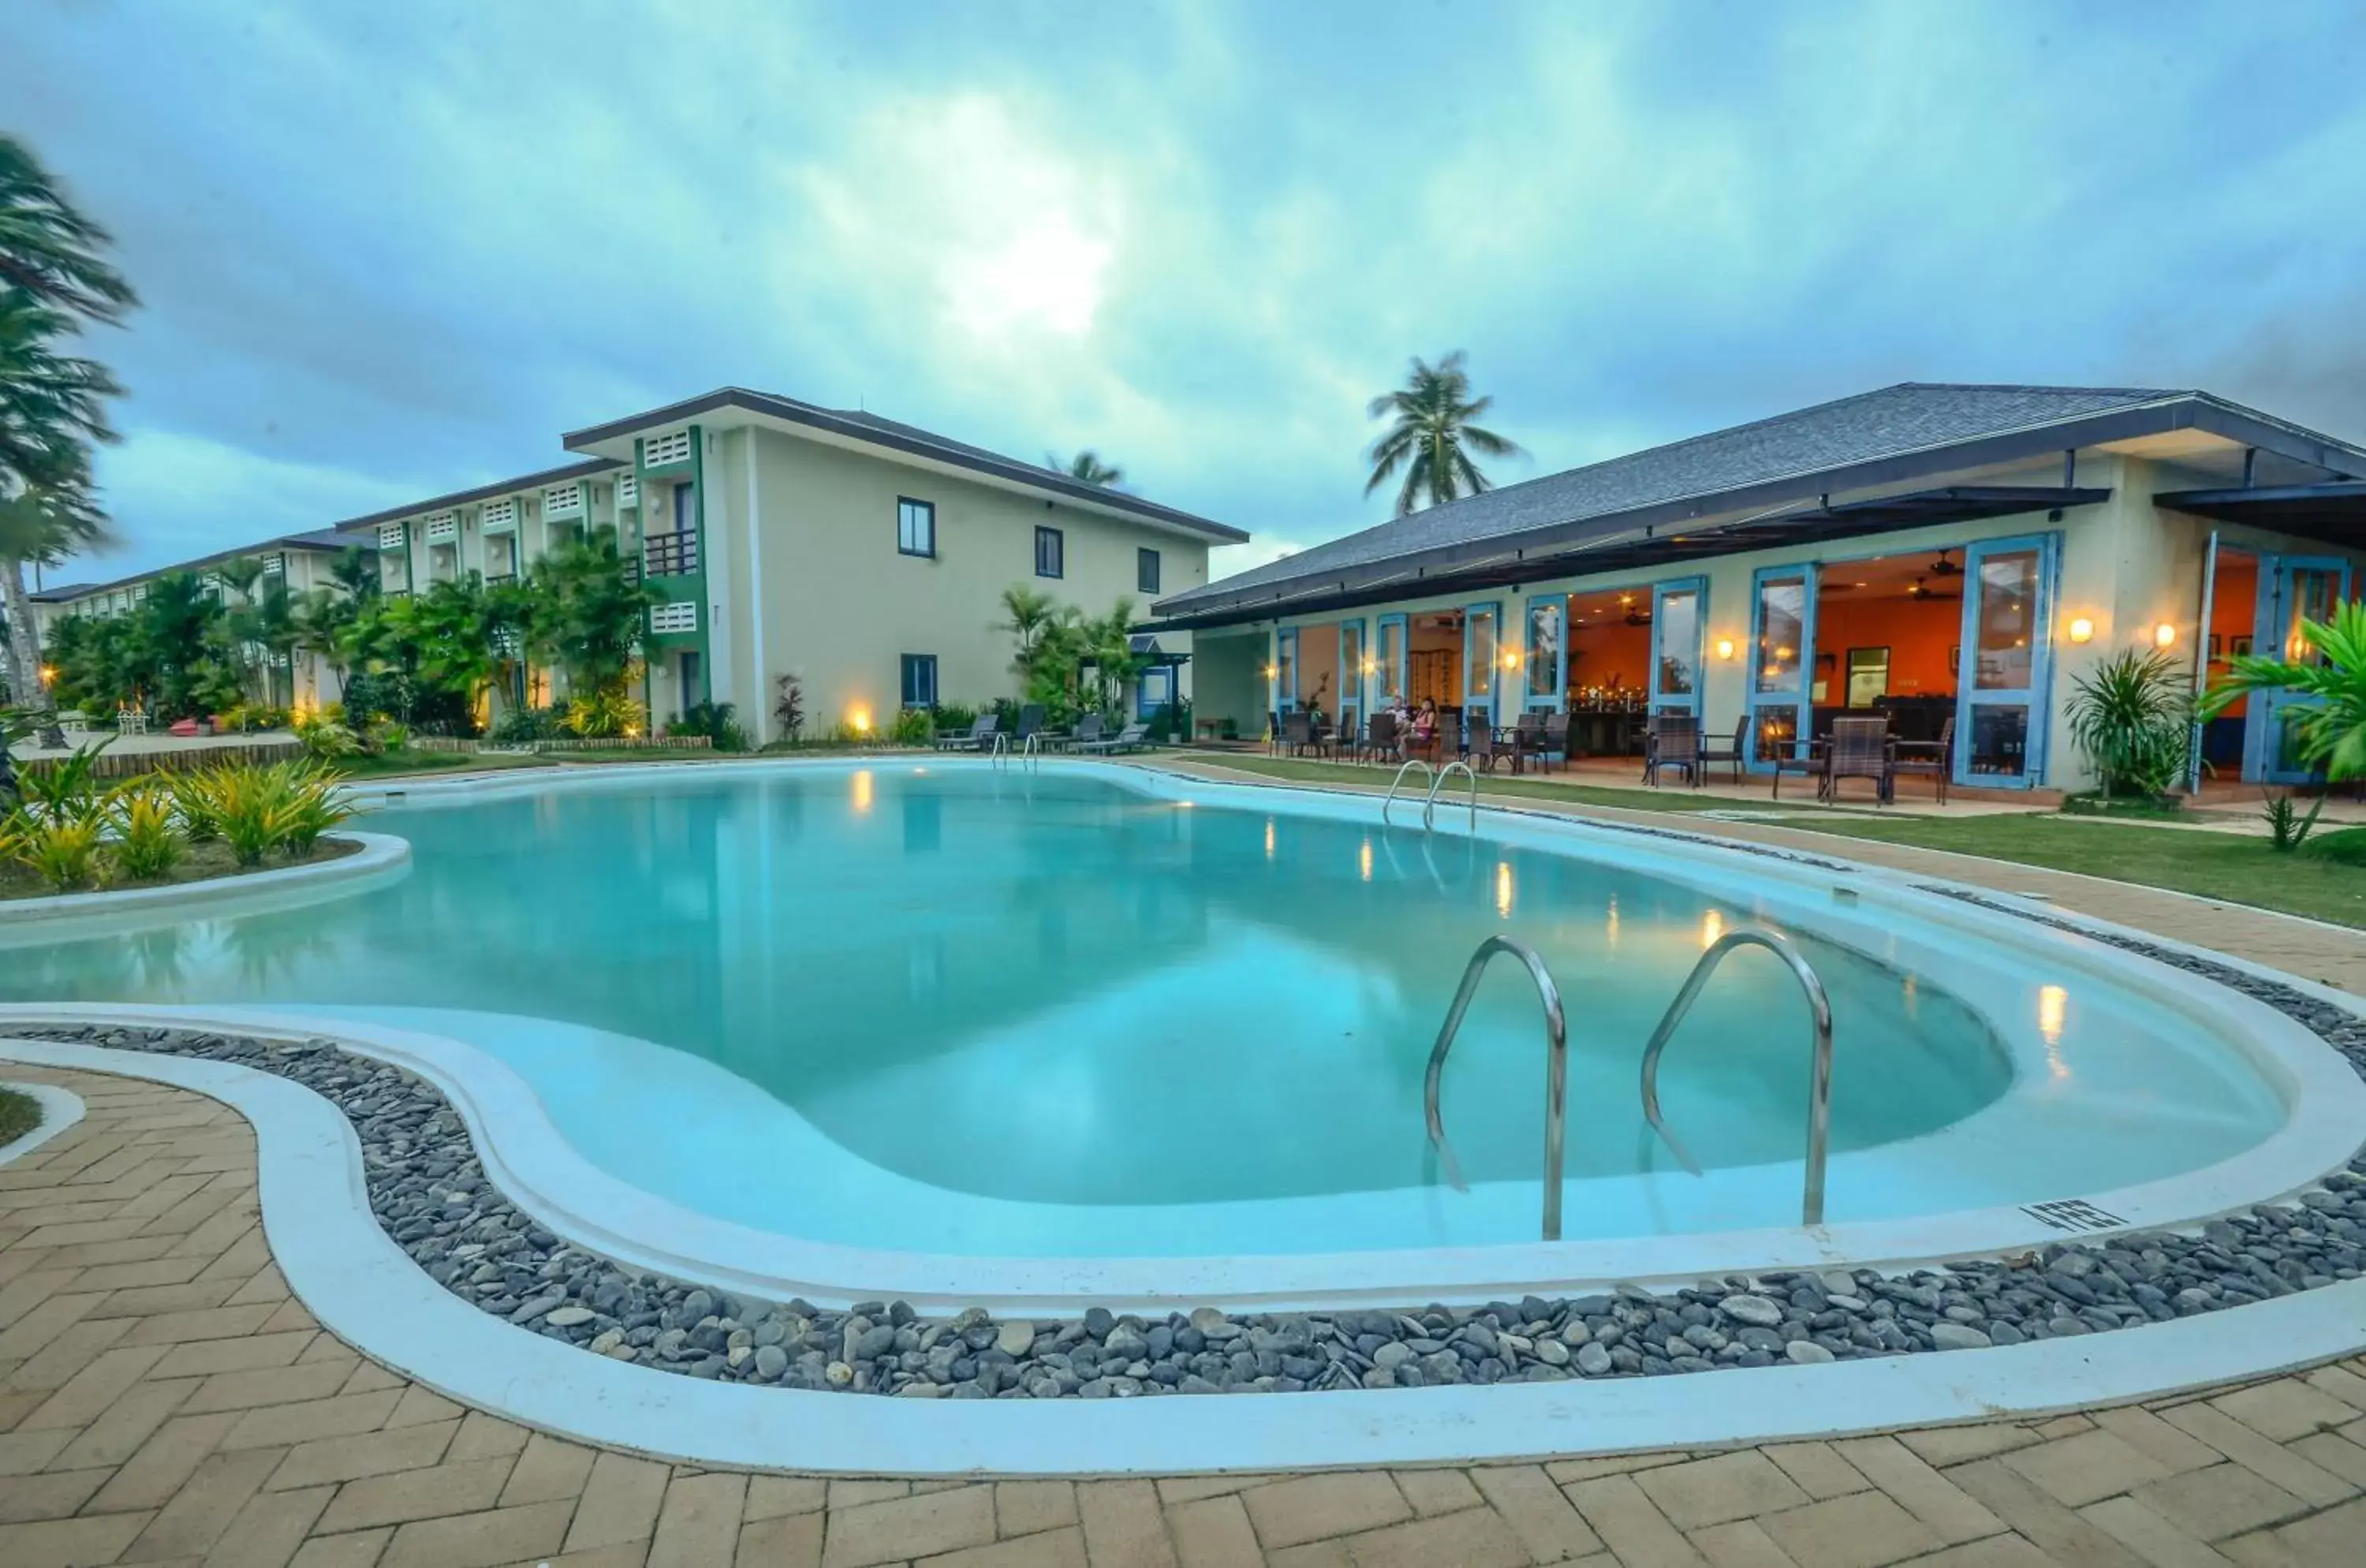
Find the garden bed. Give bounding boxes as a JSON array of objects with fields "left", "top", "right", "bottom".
[{"left": 0, "top": 834, "right": 364, "bottom": 902}]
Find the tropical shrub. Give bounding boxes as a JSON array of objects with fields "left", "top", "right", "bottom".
[
  {"left": 364, "top": 717, "right": 409, "bottom": 752},
  {"left": 888, "top": 706, "right": 934, "bottom": 745},
  {"left": 106, "top": 782, "right": 184, "bottom": 880},
  {"left": 2205, "top": 599, "right": 2366, "bottom": 782},
  {"left": 2066, "top": 648, "right": 2192, "bottom": 800},
  {"left": 166, "top": 768, "right": 227, "bottom": 843},
  {"left": 667, "top": 700, "right": 749, "bottom": 751},
  {"left": 271, "top": 763, "right": 357, "bottom": 858},
  {"left": 2263, "top": 791, "right": 2327, "bottom": 853},
  {"left": 209, "top": 764, "right": 290, "bottom": 867},
  {"left": 932, "top": 700, "right": 978, "bottom": 734},
  {"left": 293, "top": 714, "right": 364, "bottom": 760},
  {"left": 2303, "top": 825, "right": 2366, "bottom": 865},
  {"left": 17, "top": 741, "right": 113, "bottom": 827},
  {"left": 6, "top": 814, "right": 106, "bottom": 891},
  {"left": 488, "top": 704, "right": 565, "bottom": 745},
  {"left": 562, "top": 686, "right": 644, "bottom": 739},
  {"left": 772, "top": 674, "right": 805, "bottom": 742}
]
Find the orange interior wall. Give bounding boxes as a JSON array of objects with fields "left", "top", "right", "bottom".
[
  {"left": 1566, "top": 621, "right": 1652, "bottom": 695},
  {"left": 1408, "top": 617, "right": 1461, "bottom": 705},
  {"left": 1813, "top": 594, "right": 1959, "bottom": 700},
  {"left": 2207, "top": 554, "right": 2258, "bottom": 719},
  {"left": 1294, "top": 622, "right": 1339, "bottom": 711}
]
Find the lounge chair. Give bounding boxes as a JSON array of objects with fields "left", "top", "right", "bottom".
[
  {"left": 1067, "top": 714, "right": 1103, "bottom": 752},
  {"left": 1078, "top": 720, "right": 1149, "bottom": 754},
  {"left": 933, "top": 714, "right": 999, "bottom": 752},
  {"left": 1468, "top": 719, "right": 1506, "bottom": 774},
  {"left": 1357, "top": 711, "right": 1401, "bottom": 765}
]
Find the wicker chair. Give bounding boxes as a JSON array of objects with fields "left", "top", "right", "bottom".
[
  {"left": 1824, "top": 715, "right": 1894, "bottom": 804},
  {"left": 1642, "top": 712, "right": 1699, "bottom": 787},
  {"left": 1697, "top": 713, "right": 1747, "bottom": 785},
  {"left": 1890, "top": 716, "right": 1955, "bottom": 805},
  {"left": 1539, "top": 711, "right": 1569, "bottom": 774},
  {"left": 1360, "top": 711, "right": 1401, "bottom": 765},
  {"left": 1468, "top": 717, "right": 1506, "bottom": 774}
]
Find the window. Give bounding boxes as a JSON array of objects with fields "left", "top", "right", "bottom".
[
  {"left": 898, "top": 498, "right": 936, "bottom": 558},
  {"left": 900, "top": 653, "right": 939, "bottom": 707},
  {"left": 671, "top": 482, "right": 696, "bottom": 536},
  {"left": 1137, "top": 547, "right": 1161, "bottom": 595},
  {"left": 1035, "top": 525, "right": 1065, "bottom": 579}
]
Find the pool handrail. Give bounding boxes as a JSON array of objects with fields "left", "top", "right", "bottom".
[
  {"left": 1423, "top": 934, "right": 1569, "bottom": 1241},
  {"left": 1639, "top": 924, "right": 1835, "bottom": 1227},
  {"left": 1424, "top": 760, "right": 1478, "bottom": 831},
  {"left": 1381, "top": 759, "right": 1436, "bottom": 827}
]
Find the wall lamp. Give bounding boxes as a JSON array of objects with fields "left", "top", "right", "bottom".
[{"left": 2066, "top": 617, "right": 2095, "bottom": 644}]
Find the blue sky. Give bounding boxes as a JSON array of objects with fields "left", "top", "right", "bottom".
[{"left": 9, "top": 0, "right": 2366, "bottom": 584}]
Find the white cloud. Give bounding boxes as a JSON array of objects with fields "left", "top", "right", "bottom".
[{"left": 90, "top": 428, "right": 420, "bottom": 577}]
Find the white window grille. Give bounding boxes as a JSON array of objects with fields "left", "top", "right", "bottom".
[
  {"left": 262, "top": 553, "right": 285, "bottom": 575},
  {"left": 480, "top": 498, "right": 518, "bottom": 533},
  {"left": 541, "top": 483, "right": 584, "bottom": 520},
  {"left": 648, "top": 600, "right": 699, "bottom": 635},
  {"left": 644, "top": 428, "right": 693, "bottom": 468},
  {"left": 617, "top": 472, "right": 639, "bottom": 508},
  {"left": 424, "top": 513, "right": 459, "bottom": 543},
  {"left": 378, "top": 521, "right": 409, "bottom": 550},
  {"left": 131, "top": 584, "right": 147, "bottom": 603}
]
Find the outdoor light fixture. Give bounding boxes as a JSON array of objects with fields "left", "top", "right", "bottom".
[
  {"left": 38, "top": 663, "right": 56, "bottom": 685},
  {"left": 849, "top": 704, "right": 873, "bottom": 734},
  {"left": 2067, "top": 617, "right": 2095, "bottom": 644},
  {"left": 1714, "top": 637, "right": 1736, "bottom": 660},
  {"left": 1502, "top": 651, "right": 1521, "bottom": 670},
  {"left": 2153, "top": 622, "right": 2178, "bottom": 649}
]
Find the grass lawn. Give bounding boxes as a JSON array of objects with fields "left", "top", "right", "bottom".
[
  {"left": 1180, "top": 753, "right": 2366, "bottom": 929},
  {"left": 0, "top": 1089, "right": 38, "bottom": 1148}
]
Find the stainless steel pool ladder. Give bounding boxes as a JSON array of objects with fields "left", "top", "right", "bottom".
[
  {"left": 989, "top": 731, "right": 1041, "bottom": 769},
  {"left": 1422, "top": 935, "right": 1569, "bottom": 1241},
  {"left": 1380, "top": 757, "right": 1478, "bottom": 831},
  {"left": 1639, "top": 925, "right": 1834, "bottom": 1227}
]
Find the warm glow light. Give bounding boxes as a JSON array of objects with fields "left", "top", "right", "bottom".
[
  {"left": 37, "top": 664, "right": 57, "bottom": 685},
  {"left": 2067, "top": 617, "right": 2094, "bottom": 644},
  {"left": 1495, "top": 861, "right": 1515, "bottom": 918},
  {"left": 2153, "top": 622, "right": 2178, "bottom": 649},
  {"left": 850, "top": 770, "right": 875, "bottom": 814},
  {"left": 1701, "top": 908, "right": 1725, "bottom": 950},
  {"left": 1774, "top": 645, "right": 1793, "bottom": 661},
  {"left": 1361, "top": 658, "right": 1376, "bottom": 675},
  {"left": 2038, "top": 984, "right": 2067, "bottom": 1047},
  {"left": 1605, "top": 895, "right": 1621, "bottom": 950},
  {"left": 1263, "top": 663, "right": 1279, "bottom": 679},
  {"left": 1502, "top": 651, "right": 1521, "bottom": 671},
  {"left": 1263, "top": 818, "right": 1276, "bottom": 861},
  {"left": 1359, "top": 838, "right": 1373, "bottom": 883},
  {"left": 1714, "top": 638, "right": 1736, "bottom": 661},
  {"left": 848, "top": 703, "right": 873, "bottom": 734}
]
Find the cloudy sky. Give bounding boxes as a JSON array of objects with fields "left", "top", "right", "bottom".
[{"left": 9, "top": 0, "right": 2366, "bottom": 584}]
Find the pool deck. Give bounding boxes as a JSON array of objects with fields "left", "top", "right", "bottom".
[{"left": 1, "top": 763, "right": 2363, "bottom": 1565}]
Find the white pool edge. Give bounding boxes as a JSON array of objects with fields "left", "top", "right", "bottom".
[
  {"left": 11, "top": 1034, "right": 2366, "bottom": 1474},
  {"left": 0, "top": 831, "right": 409, "bottom": 945}
]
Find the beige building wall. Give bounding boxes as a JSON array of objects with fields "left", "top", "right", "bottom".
[{"left": 708, "top": 427, "right": 1215, "bottom": 741}]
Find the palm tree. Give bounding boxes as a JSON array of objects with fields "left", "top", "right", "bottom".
[
  {"left": 1047, "top": 450, "right": 1124, "bottom": 487},
  {"left": 0, "top": 473, "right": 110, "bottom": 745},
  {"left": 0, "top": 136, "right": 137, "bottom": 323},
  {"left": 1363, "top": 350, "right": 1524, "bottom": 517},
  {"left": 995, "top": 583, "right": 1066, "bottom": 675},
  {"left": 2205, "top": 600, "right": 2366, "bottom": 782},
  {"left": 0, "top": 292, "right": 122, "bottom": 496}
]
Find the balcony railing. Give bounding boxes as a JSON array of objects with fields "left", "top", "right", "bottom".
[{"left": 642, "top": 530, "right": 701, "bottom": 580}]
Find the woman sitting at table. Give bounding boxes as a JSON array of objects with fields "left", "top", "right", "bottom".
[{"left": 1408, "top": 698, "right": 1442, "bottom": 759}]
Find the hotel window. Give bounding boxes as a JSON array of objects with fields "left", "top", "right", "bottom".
[
  {"left": 898, "top": 498, "right": 936, "bottom": 558},
  {"left": 1137, "top": 547, "right": 1161, "bottom": 595},
  {"left": 901, "top": 653, "right": 939, "bottom": 707},
  {"left": 670, "top": 482, "right": 695, "bottom": 536},
  {"left": 1035, "top": 525, "right": 1065, "bottom": 579}
]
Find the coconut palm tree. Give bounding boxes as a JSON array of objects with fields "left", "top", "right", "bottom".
[
  {"left": 1047, "top": 450, "right": 1124, "bottom": 487},
  {"left": 0, "top": 292, "right": 121, "bottom": 498},
  {"left": 1363, "top": 350, "right": 1524, "bottom": 517},
  {"left": 0, "top": 136, "right": 137, "bottom": 323},
  {"left": 995, "top": 583, "right": 1066, "bottom": 676},
  {"left": 0, "top": 472, "right": 110, "bottom": 745}
]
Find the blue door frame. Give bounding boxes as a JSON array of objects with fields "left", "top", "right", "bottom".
[
  {"left": 1744, "top": 565, "right": 1817, "bottom": 771},
  {"left": 1272, "top": 626, "right": 1299, "bottom": 715},
  {"left": 1650, "top": 576, "right": 1708, "bottom": 720},
  {"left": 1338, "top": 619, "right": 1367, "bottom": 731},
  {"left": 1522, "top": 595, "right": 1566, "bottom": 711},
  {"left": 1375, "top": 614, "right": 1409, "bottom": 713},
  {"left": 2248, "top": 554, "right": 2353, "bottom": 784},
  {"left": 1951, "top": 532, "right": 2060, "bottom": 790},
  {"left": 1463, "top": 600, "right": 1502, "bottom": 737}
]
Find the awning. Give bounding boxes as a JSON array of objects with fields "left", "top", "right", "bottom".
[
  {"left": 1126, "top": 633, "right": 1190, "bottom": 666},
  {"left": 2155, "top": 482, "right": 2366, "bottom": 545}
]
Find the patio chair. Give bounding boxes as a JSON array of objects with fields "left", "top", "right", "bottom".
[
  {"left": 1767, "top": 727, "right": 1823, "bottom": 800},
  {"left": 118, "top": 706, "right": 149, "bottom": 736},
  {"left": 1267, "top": 710, "right": 1283, "bottom": 755},
  {"left": 1282, "top": 711, "right": 1315, "bottom": 757},
  {"left": 1078, "top": 720, "right": 1151, "bottom": 755},
  {"left": 1359, "top": 711, "right": 1401, "bottom": 765},
  {"left": 1641, "top": 712, "right": 1698, "bottom": 787},
  {"left": 1890, "top": 716, "right": 1955, "bottom": 805},
  {"left": 1697, "top": 713, "right": 1748, "bottom": 786},
  {"left": 1015, "top": 704, "right": 1044, "bottom": 744},
  {"left": 933, "top": 713, "right": 998, "bottom": 752},
  {"left": 1468, "top": 719, "right": 1506, "bottom": 774},
  {"left": 1536, "top": 710, "right": 1569, "bottom": 775},
  {"left": 1824, "top": 715, "right": 1894, "bottom": 804}
]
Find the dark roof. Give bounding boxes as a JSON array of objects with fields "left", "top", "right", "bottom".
[
  {"left": 329, "top": 458, "right": 621, "bottom": 536},
  {"left": 1155, "top": 383, "right": 2366, "bottom": 622},
  {"left": 2156, "top": 481, "right": 2366, "bottom": 547},
  {"left": 562, "top": 386, "right": 1248, "bottom": 543},
  {"left": 30, "top": 528, "right": 371, "bottom": 605}
]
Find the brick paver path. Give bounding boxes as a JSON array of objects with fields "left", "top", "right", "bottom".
[{"left": 1, "top": 1070, "right": 2362, "bottom": 1566}]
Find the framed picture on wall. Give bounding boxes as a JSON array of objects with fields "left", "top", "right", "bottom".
[
  {"left": 2232, "top": 635, "right": 2253, "bottom": 657},
  {"left": 2208, "top": 633, "right": 2222, "bottom": 659},
  {"left": 1948, "top": 645, "right": 1961, "bottom": 673}
]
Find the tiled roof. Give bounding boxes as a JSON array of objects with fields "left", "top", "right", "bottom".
[{"left": 1158, "top": 383, "right": 2201, "bottom": 611}]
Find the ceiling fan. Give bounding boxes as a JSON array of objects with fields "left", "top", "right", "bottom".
[
  {"left": 1905, "top": 573, "right": 1961, "bottom": 603},
  {"left": 1926, "top": 547, "right": 1964, "bottom": 577}
]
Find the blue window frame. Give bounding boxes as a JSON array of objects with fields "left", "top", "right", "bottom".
[
  {"left": 1463, "top": 600, "right": 1502, "bottom": 724},
  {"left": 1523, "top": 595, "right": 1566, "bottom": 710},
  {"left": 1034, "top": 525, "right": 1064, "bottom": 579},
  {"left": 1374, "top": 614, "right": 1408, "bottom": 710},
  {"left": 1953, "top": 532, "right": 2062, "bottom": 789},
  {"left": 1137, "top": 547, "right": 1162, "bottom": 595},
  {"left": 1650, "top": 577, "right": 1707, "bottom": 721},
  {"left": 1745, "top": 565, "right": 1817, "bottom": 768},
  {"left": 897, "top": 498, "right": 936, "bottom": 558},
  {"left": 670, "top": 481, "right": 696, "bottom": 536},
  {"left": 900, "top": 653, "right": 938, "bottom": 707}
]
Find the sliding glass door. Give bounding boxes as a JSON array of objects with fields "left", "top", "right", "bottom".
[
  {"left": 1464, "top": 601, "right": 1502, "bottom": 731},
  {"left": 1524, "top": 595, "right": 1566, "bottom": 711},
  {"left": 1651, "top": 577, "right": 1706, "bottom": 719},
  {"left": 2249, "top": 554, "right": 2352, "bottom": 785},
  {"left": 1746, "top": 566, "right": 1816, "bottom": 767},
  {"left": 1375, "top": 614, "right": 1408, "bottom": 713},
  {"left": 1338, "top": 620, "right": 1366, "bottom": 734},
  {"left": 1953, "top": 533, "right": 2057, "bottom": 787}
]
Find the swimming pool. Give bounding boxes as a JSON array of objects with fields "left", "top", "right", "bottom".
[{"left": 2, "top": 760, "right": 2355, "bottom": 1308}]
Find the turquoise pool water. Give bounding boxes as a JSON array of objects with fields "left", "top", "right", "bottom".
[{"left": 0, "top": 765, "right": 2286, "bottom": 1254}]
